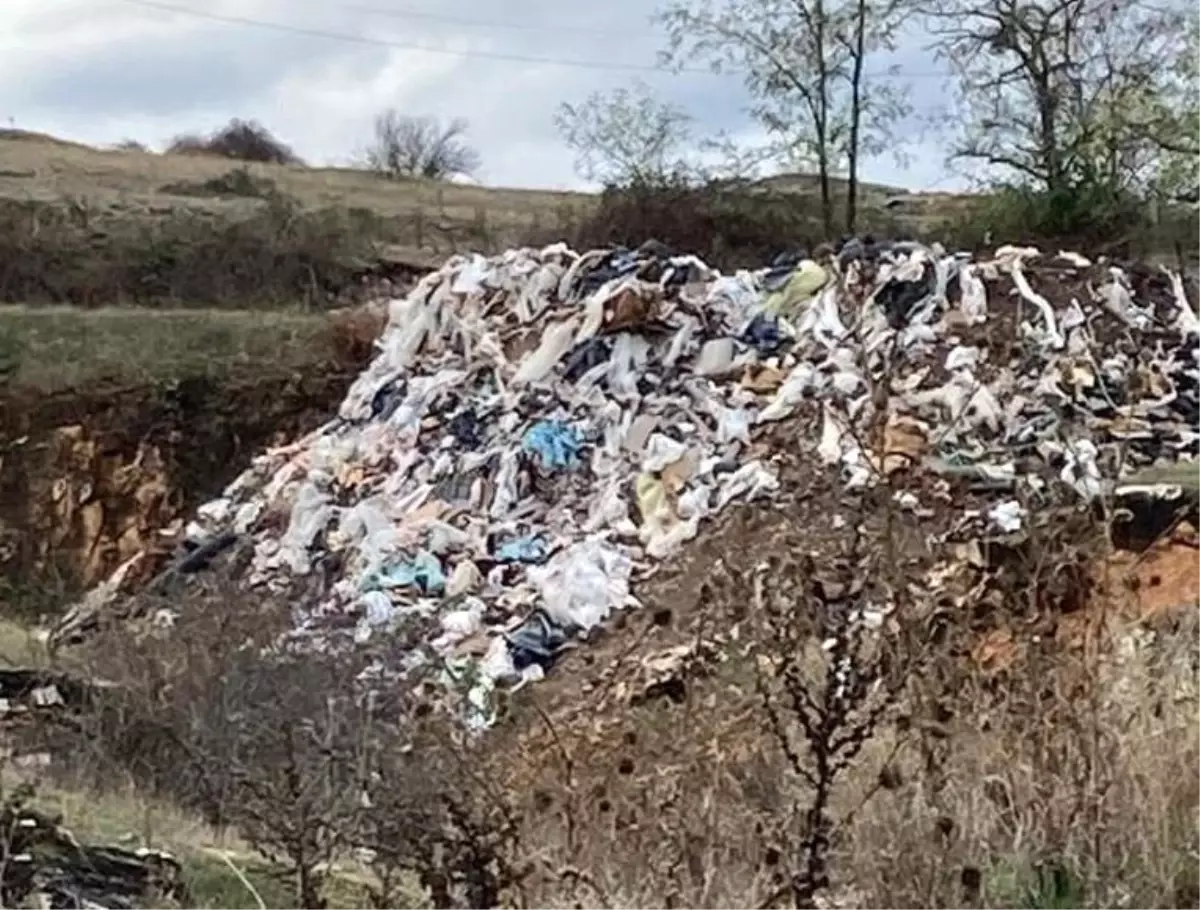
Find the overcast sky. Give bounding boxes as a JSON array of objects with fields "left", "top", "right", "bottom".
[{"left": 1, "top": 0, "right": 977, "bottom": 192}]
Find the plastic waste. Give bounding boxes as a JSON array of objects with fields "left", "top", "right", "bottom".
[
  {"left": 1168, "top": 270, "right": 1199, "bottom": 337},
  {"left": 988, "top": 500, "right": 1026, "bottom": 533},
  {"left": 277, "top": 483, "right": 333, "bottom": 575},
  {"left": 528, "top": 538, "right": 632, "bottom": 631},
  {"left": 521, "top": 420, "right": 582, "bottom": 469},
  {"left": 562, "top": 337, "right": 612, "bottom": 382},
  {"left": 505, "top": 610, "right": 572, "bottom": 670},
  {"left": 361, "top": 551, "right": 445, "bottom": 595},
  {"left": 370, "top": 378, "right": 407, "bottom": 420},
  {"left": 355, "top": 590, "right": 397, "bottom": 642},
  {"left": 954, "top": 262, "right": 987, "bottom": 326},
  {"left": 59, "top": 236, "right": 1198, "bottom": 730},
  {"left": 694, "top": 338, "right": 735, "bottom": 376},
  {"left": 1010, "top": 259, "right": 1065, "bottom": 350},
  {"left": 740, "top": 313, "right": 787, "bottom": 354},
  {"left": 513, "top": 316, "right": 580, "bottom": 385},
  {"left": 495, "top": 535, "right": 549, "bottom": 564},
  {"left": 762, "top": 259, "right": 828, "bottom": 317}
]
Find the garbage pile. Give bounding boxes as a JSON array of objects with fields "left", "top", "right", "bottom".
[
  {"left": 0, "top": 667, "right": 101, "bottom": 725},
  {"left": 52, "top": 239, "right": 1199, "bottom": 720},
  {"left": 0, "top": 798, "right": 182, "bottom": 909}
]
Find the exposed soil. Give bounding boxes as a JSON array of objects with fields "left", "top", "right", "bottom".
[{"left": 0, "top": 358, "right": 371, "bottom": 617}]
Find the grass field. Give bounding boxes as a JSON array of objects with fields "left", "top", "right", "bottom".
[
  {"left": 0, "top": 306, "right": 333, "bottom": 393},
  {"left": 0, "top": 130, "right": 982, "bottom": 256},
  {"left": 10, "top": 770, "right": 378, "bottom": 909}
]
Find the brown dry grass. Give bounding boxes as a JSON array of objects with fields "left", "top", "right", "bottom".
[
  {"left": 488, "top": 610, "right": 1198, "bottom": 909},
  {"left": 0, "top": 134, "right": 593, "bottom": 238},
  {"left": 17, "top": 552, "right": 1196, "bottom": 910}
]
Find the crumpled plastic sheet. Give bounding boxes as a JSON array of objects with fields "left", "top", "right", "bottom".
[
  {"left": 495, "top": 535, "right": 549, "bottom": 564},
  {"left": 66, "top": 237, "right": 1200, "bottom": 725},
  {"left": 521, "top": 420, "right": 582, "bottom": 469}
]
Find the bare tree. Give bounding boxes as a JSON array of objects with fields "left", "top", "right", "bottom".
[
  {"left": 365, "top": 112, "right": 481, "bottom": 181},
  {"left": 921, "top": 0, "right": 1196, "bottom": 198},
  {"left": 554, "top": 80, "right": 697, "bottom": 185},
  {"left": 656, "top": 0, "right": 910, "bottom": 235},
  {"left": 354, "top": 722, "right": 524, "bottom": 910}
]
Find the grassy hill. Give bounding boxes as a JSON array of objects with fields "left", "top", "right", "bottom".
[
  {"left": 2, "top": 128, "right": 1190, "bottom": 283},
  {"left": 0, "top": 128, "right": 591, "bottom": 249}
]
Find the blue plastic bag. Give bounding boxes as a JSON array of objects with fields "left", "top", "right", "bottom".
[
  {"left": 362, "top": 550, "right": 445, "bottom": 595},
  {"left": 495, "top": 535, "right": 549, "bottom": 564},
  {"left": 521, "top": 420, "right": 581, "bottom": 470}
]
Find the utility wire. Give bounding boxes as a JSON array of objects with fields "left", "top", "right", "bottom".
[
  {"left": 111, "top": 0, "right": 951, "bottom": 79},
  {"left": 346, "top": 2, "right": 650, "bottom": 38},
  {"left": 110, "top": 0, "right": 709, "bottom": 72}
]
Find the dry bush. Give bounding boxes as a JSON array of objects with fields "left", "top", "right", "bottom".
[
  {"left": 60, "top": 580, "right": 361, "bottom": 905},
  {"left": 354, "top": 715, "right": 524, "bottom": 909},
  {"left": 54, "top": 574, "right": 526, "bottom": 909},
  {"left": 0, "top": 195, "right": 378, "bottom": 308},
  {"left": 328, "top": 301, "right": 390, "bottom": 366},
  {"left": 167, "top": 119, "right": 303, "bottom": 167},
  {"left": 547, "top": 177, "right": 825, "bottom": 271},
  {"left": 844, "top": 610, "right": 1199, "bottom": 908},
  {"left": 158, "top": 167, "right": 281, "bottom": 201}
]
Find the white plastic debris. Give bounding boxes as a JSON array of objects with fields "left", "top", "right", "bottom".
[
  {"left": 57, "top": 238, "right": 1199, "bottom": 726},
  {"left": 988, "top": 500, "right": 1026, "bottom": 533}
]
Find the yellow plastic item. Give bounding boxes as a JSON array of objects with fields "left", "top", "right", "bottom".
[
  {"left": 762, "top": 260, "right": 828, "bottom": 317},
  {"left": 635, "top": 473, "right": 673, "bottom": 529}
]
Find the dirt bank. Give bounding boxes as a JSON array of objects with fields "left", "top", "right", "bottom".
[{"left": 0, "top": 296, "right": 392, "bottom": 616}]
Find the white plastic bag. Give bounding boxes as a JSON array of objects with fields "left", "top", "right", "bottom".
[
  {"left": 528, "top": 538, "right": 633, "bottom": 630},
  {"left": 277, "top": 483, "right": 333, "bottom": 575}
]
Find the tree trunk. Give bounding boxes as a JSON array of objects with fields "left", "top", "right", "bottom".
[
  {"left": 814, "top": 0, "right": 834, "bottom": 237},
  {"left": 846, "top": 0, "right": 868, "bottom": 233},
  {"left": 818, "top": 148, "right": 834, "bottom": 238},
  {"left": 298, "top": 860, "right": 326, "bottom": 909}
]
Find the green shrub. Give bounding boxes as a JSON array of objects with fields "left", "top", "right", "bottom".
[{"left": 939, "top": 179, "right": 1163, "bottom": 254}]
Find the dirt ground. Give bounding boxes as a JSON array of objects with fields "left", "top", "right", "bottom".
[{"left": 0, "top": 303, "right": 385, "bottom": 615}]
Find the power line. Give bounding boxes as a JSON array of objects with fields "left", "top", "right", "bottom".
[
  {"left": 110, "top": 0, "right": 704, "bottom": 72},
  {"left": 346, "top": 2, "right": 648, "bottom": 38},
  {"left": 111, "top": 0, "right": 952, "bottom": 79}
]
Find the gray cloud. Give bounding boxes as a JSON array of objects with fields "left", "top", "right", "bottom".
[{"left": 0, "top": 0, "right": 963, "bottom": 190}]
